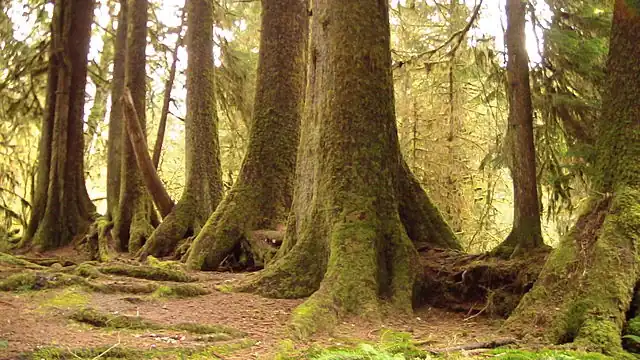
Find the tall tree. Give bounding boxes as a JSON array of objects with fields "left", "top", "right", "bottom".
[
  {"left": 185, "top": 0, "right": 309, "bottom": 267},
  {"left": 239, "top": 0, "right": 460, "bottom": 337},
  {"left": 21, "top": 0, "right": 96, "bottom": 250},
  {"left": 492, "top": 0, "right": 544, "bottom": 258},
  {"left": 505, "top": 0, "right": 640, "bottom": 354},
  {"left": 106, "top": 0, "right": 128, "bottom": 220},
  {"left": 139, "top": 0, "right": 223, "bottom": 258},
  {"left": 112, "top": 0, "right": 155, "bottom": 254}
]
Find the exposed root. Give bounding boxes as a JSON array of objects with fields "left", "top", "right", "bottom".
[
  {"left": 414, "top": 247, "right": 549, "bottom": 316},
  {"left": 505, "top": 189, "right": 640, "bottom": 355},
  {"left": 70, "top": 307, "right": 245, "bottom": 337},
  {"left": 139, "top": 200, "right": 197, "bottom": 259},
  {"left": 79, "top": 216, "right": 115, "bottom": 262},
  {"left": 98, "top": 263, "right": 193, "bottom": 282}
]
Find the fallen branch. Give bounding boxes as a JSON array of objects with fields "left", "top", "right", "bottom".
[
  {"left": 424, "top": 337, "right": 516, "bottom": 354},
  {"left": 122, "top": 87, "right": 175, "bottom": 218}
]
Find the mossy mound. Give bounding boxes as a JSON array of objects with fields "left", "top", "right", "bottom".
[
  {"left": 98, "top": 264, "right": 193, "bottom": 282},
  {"left": 0, "top": 272, "right": 87, "bottom": 291},
  {"left": 152, "top": 283, "right": 210, "bottom": 298},
  {"left": 414, "top": 248, "right": 549, "bottom": 316},
  {"left": 0, "top": 253, "right": 45, "bottom": 270}
]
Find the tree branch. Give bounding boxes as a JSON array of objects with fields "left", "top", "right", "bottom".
[{"left": 122, "top": 88, "right": 175, "bottom": 218}]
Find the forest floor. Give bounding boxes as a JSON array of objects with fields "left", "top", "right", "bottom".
[{"left": 0, "top": 248, "right": 613, "bottom": 360}]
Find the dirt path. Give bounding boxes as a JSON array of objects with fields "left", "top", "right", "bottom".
[{"left": 0, "top": 255, "right": 504, "bottom": 359}]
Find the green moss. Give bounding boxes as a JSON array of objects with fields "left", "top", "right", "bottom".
[
  {"left": 75, "top": 263, "right": 101, "bottom": 278},
  {"left": 70, "top": 307, "right": 245, "bottom": 338},
  {"left": 25, "top": 341, "right": 256, "bottom": 360},
  {"left": 146, "top": 255, "right": 185, "bottom": 272},
  {"left": 492, "top": 349, "right": 624, "bottom": 359},
  {"left": 0, "top": 272, "right": 38, "bottom": 291},
  {"left": 70, "top": 307, "right": 158, "bottom": 330},
  {"left": 0, "top": 252, "right": 45, "bottom": 269},
  {"left": 40, "top": 288, "right": 89, "bottom": 309},
  {"left": 152, "top": 283, "right": 209, "bottom": 298},
  {"left": 99, "top": 264, "right": 193, "bottom": 282}
]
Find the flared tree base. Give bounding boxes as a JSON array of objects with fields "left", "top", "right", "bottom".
[{"left": 505, "top": 188, "right": 640, "bottom": 355}]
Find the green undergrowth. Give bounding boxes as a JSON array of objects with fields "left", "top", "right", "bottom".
[
  {"left": 22, "top": 339, "right": 256, "bottom": 360},
  {"left": 39, "top": 287, "right": 89, "bottom": 309},
  {"left": 70, "top": 307, "right": 246, "bottom": 337},
  {"left": 273, "top": 330, "right": 626, "bottom": 360},
  {"left": 98, "top": 263, "right": 193, "bottom": 282}
]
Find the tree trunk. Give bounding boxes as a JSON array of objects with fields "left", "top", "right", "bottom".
[
  {"left": 184, "top": 0, "right": 308, "bottom": 267},
  {"left": 504, "top": 1, "right": 640, "bottom": 354},
  {"left": 139, "top": 0, "right": 223, "bottom": 259},
  {"left": 106, "top": 0, "right": 127, "bottom": 220},
  {"left": 492, "top": 0, "right": 544, "bottom": 258},
  {"left": 21, "top": 0, "right": 96, "bottom": 250},
  {"left": 112, "top": 0, "right": 155, "bottom": 254},
  {"left": 85, "top": 4, "right": 115, "bottom": 161},
  {"left": 152, "top": 9, "right": 185, "bottom": 170},
  {"left": 238, "top": 0, "right": 460, "bottom": 338}
]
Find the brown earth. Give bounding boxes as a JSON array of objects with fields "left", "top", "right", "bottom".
[{"left": 0, "top": 249, "right": 507, "bottom": 360}]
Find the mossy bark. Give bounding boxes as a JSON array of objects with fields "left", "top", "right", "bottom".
[
  {"left": 22, "top": 0, "right": 96, "bottom": 250},
  {"left": 112, "top": 0, "right": 155, "bottom": 254},
  {"left": 505, "top": 1, "right": 640, "bottom": 354},
  {"left": 185, "top": 0, "right": 308, "bottom": 269},
  {"left": 140, "top": 0, "right": 223, "bottom": 258},
  {"left": 239, "top": 0, "right": 460, "bottom": 337},
  {"left": 492, "top": 0, "right": 544, "bottom": 259},
  {"left": 106, "top": 0, "right": 127, "bottom": 220}
]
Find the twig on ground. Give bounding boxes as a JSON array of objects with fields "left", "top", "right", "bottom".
[{"left": 423, "top": 337, "right": 517, "bottom": 354}]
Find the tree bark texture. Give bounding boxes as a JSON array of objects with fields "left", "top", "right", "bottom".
[
  {"left": 493, "top": 0, "right": 544, "bottom": 258},
  {"left": 185, "top": 0, "right": 308, "bottom": 268},
  {"left": 504, "top": 1, "right": 640, "bottom": 354},
  {"left": 140, "top": 0, "right": 223, "bottom": 258},
  {"left": 112, "top": 0, "right": 155, "bottom": 254},
  {"left": 22, "top": 0, "right": 96, "bottom": 250},
  {"left": 106, "top": 0, "right": 128, "bottom": 220},
  {"left": 238, "top": 0, "right": 461, "bottom": 338}
]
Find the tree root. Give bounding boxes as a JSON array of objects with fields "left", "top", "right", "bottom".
[{"left": 505, "top": 189, "right": 640, "bottom": 354}]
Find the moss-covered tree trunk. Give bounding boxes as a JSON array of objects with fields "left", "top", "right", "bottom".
[
  {"left": 505, "top": 0, "right": 640, "bottom": 354},
  {"left": 112, "top": 0, "right": 155, "bottom": 254},
  {"left": 184, "top": 0, "right": 308, "bottom": 268},
  {"left": 21, "top": 0, "right": 96, "bottom": 251},
  {"left": 139, "top": 0, "right": 223, "bottom": 258},
  {"left": 239, "top": 0, "right": 460, "bottom": 337},
  {"left": 106, "top": 0, "right": 127, "bottom": 220},
  {"left": 492, "top": 0, "right": 544, "bottom": 258}
]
